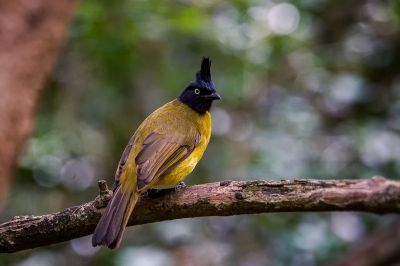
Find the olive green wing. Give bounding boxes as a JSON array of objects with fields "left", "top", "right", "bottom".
[{"left": 135, "top": 130, "right": 200, "bottom": 191}]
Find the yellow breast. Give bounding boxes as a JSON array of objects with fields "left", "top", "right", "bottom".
[{"left": 154, "top": 106, "right": 212, "bottom": 188}]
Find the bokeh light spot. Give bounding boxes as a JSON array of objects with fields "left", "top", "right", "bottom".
[{"left": 267, "top": 3, "right": 300, "bottom": 35}]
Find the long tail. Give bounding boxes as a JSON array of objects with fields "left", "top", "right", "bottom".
[{"left": 92, "top": 185, "right": 139, "bottom": 249}]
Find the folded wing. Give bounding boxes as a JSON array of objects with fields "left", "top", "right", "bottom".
[{"left": 135, "top": 130, "right": 200, "bottom": 191}]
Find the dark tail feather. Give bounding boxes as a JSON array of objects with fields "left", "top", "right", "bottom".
[{"left": 92, "top": 186, "right": 139, "bottom": 249}]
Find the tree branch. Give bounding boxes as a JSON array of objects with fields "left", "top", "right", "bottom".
[{"left": 1, "top": 177, "right": 399, "bottom": 253}]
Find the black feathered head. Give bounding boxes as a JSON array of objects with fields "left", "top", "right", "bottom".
[{"left": 179, "top": 57, "right": 221, "bottom": 114}]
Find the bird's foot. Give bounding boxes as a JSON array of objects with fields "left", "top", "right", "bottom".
[
  {"left": 174, "top": 181, "right": 186, "bottom": 191},
  {"left": 143, "top": 182, "right": 186, "bottom": 199},
  {"left": 144, "top": 188, "right": 166, "bottom": 199}
]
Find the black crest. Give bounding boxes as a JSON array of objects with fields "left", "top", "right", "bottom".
[{"left": 196, "top": 57, "right": 211, "bottom": 82}]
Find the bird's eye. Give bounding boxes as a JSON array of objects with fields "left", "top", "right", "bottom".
[{"left": 194, "top": 88, "right": 200, "bottom": 95}]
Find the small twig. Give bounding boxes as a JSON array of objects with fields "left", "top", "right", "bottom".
[
  {"left": 93, "top": 180, "right": 113, "bottom": 209},
  {"left": 97, "top": 180, "right": 109, "bottom": 195}
]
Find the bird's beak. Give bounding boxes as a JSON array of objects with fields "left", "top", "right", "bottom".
[{"left": 202, "top": 92, "right": 221, "bottom": 100}]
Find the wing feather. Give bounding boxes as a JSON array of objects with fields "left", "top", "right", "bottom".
[
  {"left": 135, "top": 130, "right": 199, "bottom": 191},
  {"left": 113, "top": 133, "right": 136, "bottom": 191}
]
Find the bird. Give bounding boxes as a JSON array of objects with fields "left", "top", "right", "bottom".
[{"left": 92, "top": 57, "right": 221, "bottom": 249}]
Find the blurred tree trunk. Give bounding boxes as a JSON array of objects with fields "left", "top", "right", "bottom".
[{"left": 0, "top": 0, "right": 75, "bottom": 211}]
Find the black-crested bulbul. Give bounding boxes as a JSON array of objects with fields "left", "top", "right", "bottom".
[{"left": 92, "top": 57, "right": 220, "bottom": 249}]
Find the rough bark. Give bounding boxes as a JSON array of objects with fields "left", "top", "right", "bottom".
[
  {"left": 0, "top": 176, "right": 399, "bottom": 253},
  {"left": 0, "top": 0, "right": 75, "bottom": 210},
  {"left": 333, "top": 218, "right": 400, "bottom": 266}
]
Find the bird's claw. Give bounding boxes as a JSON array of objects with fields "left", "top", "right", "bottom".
[
  {"left": 174, "top": 181, "right": 186, "bottom": 191},
  {"left": 144, "top": 188, "right": 165, "bottom": 199}
]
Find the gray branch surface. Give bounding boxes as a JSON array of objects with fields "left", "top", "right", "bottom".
[{"left": 1, "top": 177, "right": 400, "bottom": 253}]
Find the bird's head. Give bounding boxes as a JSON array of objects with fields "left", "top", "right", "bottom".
[{"left": 179, "top": 57, "right": 221, "bottom": 114}]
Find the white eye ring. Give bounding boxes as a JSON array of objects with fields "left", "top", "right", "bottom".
[{"left": 194, "top": 88, "right": 200, "bottom": 94}]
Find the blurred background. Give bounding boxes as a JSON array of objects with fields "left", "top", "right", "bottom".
[{"left": 1, "top": 0, "right": 400, "bottom": 265}]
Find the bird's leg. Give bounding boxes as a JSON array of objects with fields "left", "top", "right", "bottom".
[
  {"left": 144, "top": 182, "right": 187, "bottom": 199},
  {"left": 174, "top": 181, "right": 186, "bottom": 191},
  {"left": 143, "top": 188, "right": 165, "bottom": 199}
]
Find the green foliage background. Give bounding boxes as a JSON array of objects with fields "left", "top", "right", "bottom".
[{"left": 2, "top": 0, "right": 400, "bottom": 265}]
